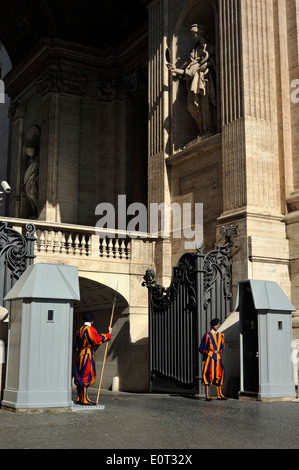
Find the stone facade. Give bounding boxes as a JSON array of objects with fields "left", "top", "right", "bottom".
[
  {"left": 0, "top": 0, "right": 299, "bottom": 395},
  {"left": 147, "top": 0, "right": 299, "bottom": 340},
  {"left": 5, "top": 36, "right": 148, "bottom": 226}
]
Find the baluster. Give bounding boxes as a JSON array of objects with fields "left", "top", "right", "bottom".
[
  {"left": 60, "top": 232, "right": 65, "bottom": 254},
  {"left": 39, "top": 230, "right": 46, "bottom": 253},
  {"left": 56, "top": 231, "right": 63, "bottom": 254},
  {"left": 35, "top": 229, "right": 41, "bottom": 252},
  {"left": 78, "top": 234, "right": 83, "bottom": 256},
  {"left": 62, "top": 232, "right": 69, "bottom": 255},
  {"left": 53, "top": 231, "right": 59, "bottom": 253},
  {"left": 118, "top": 238, "right": 123, "bottom": 259},
  {"left": 73, "top": 233, "right": 80, "bottom": 255},
  {"left": 86, "top": 235, "right": 91, "bottom": 256},
  {"left": 106, "top": 237, "right": 112, "bottom": 257},
  {"left": 112, "top": 238, "right": 117, "bottom": 258},
  {"left": 45, "top": 230, "right": 53, "bottom": 253},
  {"left": 80, "top": 234, "right": 86, "bottom": 256},
  {"left": 99, "top": 237, "right": 104, "bottom": 257},
  {"left": 125, "top": 239, "right": 130, "bottom": 260}
]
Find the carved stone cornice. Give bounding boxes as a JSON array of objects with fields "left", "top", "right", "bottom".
[
  {"left": 36, "top": 71, "right": 88, "bottom": 97},
  {"left": 4, "top": 32, "right": 147, "bottom": 99}
]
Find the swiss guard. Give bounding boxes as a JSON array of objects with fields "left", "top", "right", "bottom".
[
  {"left": 199, "top": 318, "right": 227, "bottom": 401},
  {"left": 74, "top": 311, "right": 112, "bottom": 405}
]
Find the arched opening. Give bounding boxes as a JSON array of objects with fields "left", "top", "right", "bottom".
[
  {"left": 73, "top": 276, "right": 149, "bottom": 393},
  {"left": 73, "top": 277, "right": 129, "bottom": 391}
]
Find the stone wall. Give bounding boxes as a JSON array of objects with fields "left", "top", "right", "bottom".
[
  {"left": 0, "top": 44, "right": 11, "bottom": 217},
  {"left": 5, "top": 36, "right": 148, "bottom": 227},
  {"left": 147, "top": 0, "right": 298, "bottom": 339}
]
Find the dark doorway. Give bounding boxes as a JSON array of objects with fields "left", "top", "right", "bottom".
[{"left": 240, "top": 284, "right": 259, "bottom": 393}]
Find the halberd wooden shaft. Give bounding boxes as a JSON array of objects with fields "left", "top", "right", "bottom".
[{"left": 96, "top": 283, "right": 118, "bottom": 405}]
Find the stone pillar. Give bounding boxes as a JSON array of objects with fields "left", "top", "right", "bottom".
[
  {"left": 283, "top": 0, "right": 299, "bottom": 338},
  {"left": 287, "top": 0, "right": 299, "bottom": 198},
  {"left": 37, "top": 90, "right": 60, "bottom": 222},
  {"left": 148, "top": 0, "right": 172, "bottom": 285},
  {"left": 37, "top": 70, "right": 87, "bottom": 224},
  {"left": 7, "top": 101, "right": 26, "bottom": 218},
  {"left": 218, "top": 0, "right": 291, "bottom": 301}
]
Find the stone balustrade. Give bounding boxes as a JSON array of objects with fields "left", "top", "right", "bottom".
[
  {"left": 35, "top": 227, "right": 131, "bottom": 260},
  {"left": 1, "top": 217, "right": 156, "bottom": 265}
]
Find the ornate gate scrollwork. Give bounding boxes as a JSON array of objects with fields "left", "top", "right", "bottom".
[
  {"left": 143, "top": 252, "right": 197, "bottom": 311},
  {"left": 0, "top": 221, "right": 36, "bottom": 309},
  {"left": 200, "top": 239, "right": 233, "bottom": 319},
  {"left": 143, "top": 236, "right": 236, "bottom": 394}
]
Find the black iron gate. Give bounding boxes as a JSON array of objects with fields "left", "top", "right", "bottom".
[
  {"left": 0, "top": 221, "right": 36, "bottom": 312},
  {"left": 143, "top": 235, "right": 235, "bottom": 394}
]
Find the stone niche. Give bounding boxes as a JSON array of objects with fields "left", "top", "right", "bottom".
[{"left": 168, "top": 0, "right": 219, "bottom": 152}]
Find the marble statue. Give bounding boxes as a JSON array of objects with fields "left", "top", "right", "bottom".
[
  {"left": 167, "top": 24, "right": 217, "bottom": 137},
  {"left": 23, "top": 145, "right": 39, "bottom": 218}
]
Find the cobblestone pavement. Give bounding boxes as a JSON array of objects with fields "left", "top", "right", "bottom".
[{"left": 0, "top": 389, "right": 298, "bottom": 451}]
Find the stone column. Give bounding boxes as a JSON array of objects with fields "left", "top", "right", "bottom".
[
  {"left": 148, "top": 0, "right": 172, "bottom": 286},
  {"left": 37, "top": 70, "right": 87, "bottom": 224},
  {"left": 286, "top": 0, "right": 299, "bottom": 201},
  {"left": 7, "top": 101, "right": 26, "bottom": 218},
  {"left": 96, "top": 78, "right": 126, "bottom": 210},
  {"left": 218, "top": 0, "right": 291, "bottom": 300},
  {"left": 283, "top": 0, "right": 299, "bottom": 337},
  {"left": 37, "top": 89, "right": 60, "bottom": 222}
]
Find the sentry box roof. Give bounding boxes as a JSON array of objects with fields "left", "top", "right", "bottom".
[
  {"left": 4, "top": 263, "right": 80, "bottom": 301},
  {"left": 235, "top": 280, "right": 295, "bottom": 312}
]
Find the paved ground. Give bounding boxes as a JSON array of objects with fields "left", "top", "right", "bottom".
[{"left": 0, "top": 389, "right": 298, "bottom": 452}]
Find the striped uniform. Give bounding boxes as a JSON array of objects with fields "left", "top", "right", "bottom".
[
  {"left": 199, "top": 330, "right": 225, "bottom": 387},
  {"left": 74, "top": 324, "right": 111, "bottom": 404}
]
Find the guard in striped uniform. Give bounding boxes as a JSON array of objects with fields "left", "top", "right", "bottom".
[
  {"left": 74, "top": 311, "right": 112, "bottom": 405},
  {"left": 199, "top": 318, "right": 227, "bottom": 401}
]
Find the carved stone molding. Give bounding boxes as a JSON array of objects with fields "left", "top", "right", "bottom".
[
  {"left": 123, "top": 68, "right": 147, "bottom": 93},
  {"left": 8, "top": 100, "right": 26, "bottom": 121},
  {"left": 36, "top": 71, "right": 88, "bottom": 97},
  {"left": 97, "top": 67, "right": 147, "bottom": 101},
  {"left": 97, "top": 79, "right": 119, "bottom": 101}
]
